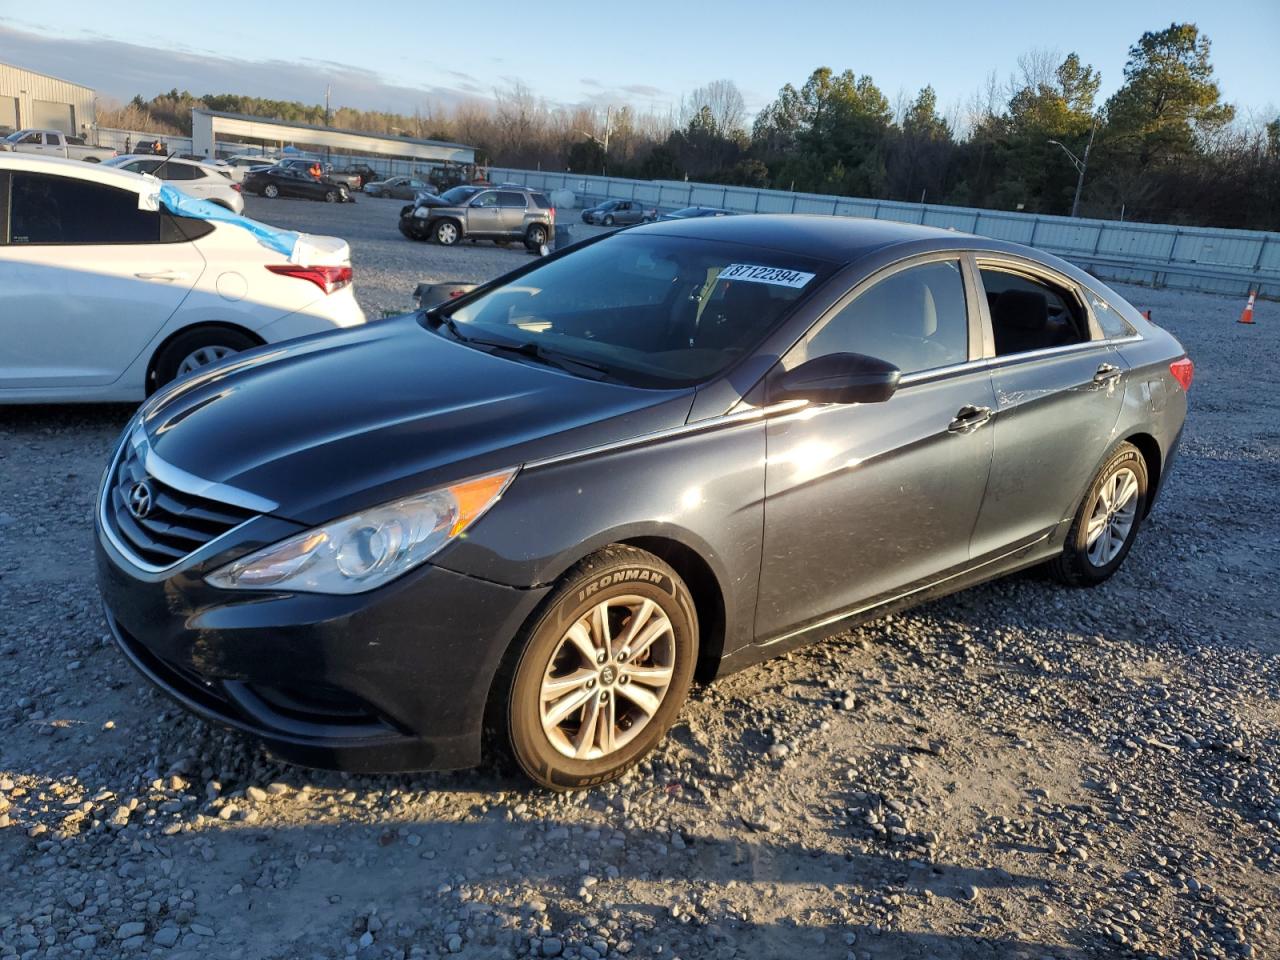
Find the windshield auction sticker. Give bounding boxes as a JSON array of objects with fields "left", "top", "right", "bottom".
[{"left": 720, "top": 263, "right": 815, "bottom": 288}]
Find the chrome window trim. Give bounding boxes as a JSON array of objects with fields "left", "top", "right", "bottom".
[{"left": 793, "top": 251, "right": 973, "bottom": 374}]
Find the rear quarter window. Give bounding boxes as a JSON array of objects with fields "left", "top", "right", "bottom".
[
  {"left": 1089, "top": 295, "right": 1138, "bottom": 339},
  {"left": 531, "top": 193, "right": 552, "bottom": 209}
]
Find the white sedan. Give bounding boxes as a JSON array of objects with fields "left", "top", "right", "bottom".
[
  {"left": 105, "top": 154, "right": 245, "bottom": 214},
  {"left": 0, "top": 155, "right": 366, "bottom": 403}
]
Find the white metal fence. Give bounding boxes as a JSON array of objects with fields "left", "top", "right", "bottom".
[{"left": 490, "top": 167, "right": 1280, "bottom": 298}]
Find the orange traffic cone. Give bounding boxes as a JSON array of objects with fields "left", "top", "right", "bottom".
[{"left": 1239, "top": 290, "right": 1256, "bottom": 325}]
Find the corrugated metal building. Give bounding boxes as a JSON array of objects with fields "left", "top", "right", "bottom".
[{"left": 0, "top": 62, "right": 96, "bottom": 136}]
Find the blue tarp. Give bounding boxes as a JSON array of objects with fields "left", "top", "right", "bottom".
[{"left": 155, "top": 184, "right": 301, "bottom": 259}]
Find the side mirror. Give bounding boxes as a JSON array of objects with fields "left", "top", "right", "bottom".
[{"left": 770, "top": 352, "right": 901, "bottom": 405}]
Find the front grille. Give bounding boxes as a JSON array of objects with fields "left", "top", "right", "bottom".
[{"left": 107, "top": 443, "right": 255, "bottom": 567}]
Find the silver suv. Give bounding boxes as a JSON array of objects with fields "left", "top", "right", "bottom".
[{"left": 417, "top": 186, "right": 555, "bottom": 248}]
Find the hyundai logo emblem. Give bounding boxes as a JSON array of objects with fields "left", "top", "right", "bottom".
[{"left": 128, "top": 481, "right": 154, "bottom": 520}]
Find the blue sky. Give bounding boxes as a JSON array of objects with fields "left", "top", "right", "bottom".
[{"left": 1, "top": 0, "right": 1275, "bottom": 120}]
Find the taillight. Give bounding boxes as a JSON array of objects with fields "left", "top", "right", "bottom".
[
  {"left": 231, "top": 183, "right": 242, "bottom": 192},
  {"left": 266, "top": 264, "right": 352, "bottom": 295},
  {"left": 549, "top": 207, "right": 556, "bottom": 223},
  {"left": 1170, "top": 357, "right": 1194, "bottom": 391}
]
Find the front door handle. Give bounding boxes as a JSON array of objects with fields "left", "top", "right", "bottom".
[
  {"left": 948, "top": 405, "right": 992, "bottom": 433},
  {"left": 1093, "top": 363, "right": 1122, "bottom": 385},
  {"left": 134, "top": 271, "right": 187, "bottom": 282}
]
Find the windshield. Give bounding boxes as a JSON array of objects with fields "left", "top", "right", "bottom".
[
  {"left": 440, "top": 185, "right": 480, "bottom": 203},
  {"left": 443, "top": 233, "right": 833, "bottom": 388},
  {"left": 3, "top": 132, "right": 23, "bottom": 143}
]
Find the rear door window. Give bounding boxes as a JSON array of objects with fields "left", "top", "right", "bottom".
[
  {"left": 980, "top": 266, "right": 1089, "bottom": 356},
  {"left": 9, "top": 172, "right": 160, "bottom": 245},
  {"left": 804, "top": 259, "right": 969, "bottom": 374},
  {"left": 497, "top": 191, "right": 526, "bottom": 207}
]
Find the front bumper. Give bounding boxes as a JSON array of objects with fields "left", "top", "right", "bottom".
[{"left": 96, "top": 523, "right": 549, "bottom": 772}]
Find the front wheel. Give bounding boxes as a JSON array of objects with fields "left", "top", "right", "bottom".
[
  {"left": 323, "top": 190, "right": 339, "bottom": 203},
  {"left": 502, "top": 546, "right": 698, "bottom": 790},
  {"left": 603, "top": 214, "right": 615, "bottom": 226},
  {"left": 1049, "top": 442, "right": 1148, "bottom": 586},
  {"left": 434, "top": 219, "right": 460, "bottom": 245}
]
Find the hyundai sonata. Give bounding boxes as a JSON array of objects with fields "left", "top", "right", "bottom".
[{"left": 96, "top": 215, "right": 1190, "bottom": 789}]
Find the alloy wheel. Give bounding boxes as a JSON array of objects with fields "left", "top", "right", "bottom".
[
  {"left": 1085, "top": 466, "right": 1139, "bottom": 566},
  {"left": 176, "top": 345, "right": 236, "bottom": 377},
  {"left": 539, "top": 595, "right": 675, "bottom": 760}
]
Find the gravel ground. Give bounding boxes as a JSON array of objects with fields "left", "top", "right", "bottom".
[{"left": 1, "top": 198, "right": 1277, "bottom": 960}]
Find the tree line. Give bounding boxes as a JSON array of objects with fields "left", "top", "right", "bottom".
[{"left": 98, "top": 22, "right": 1278, "bottom": 230}]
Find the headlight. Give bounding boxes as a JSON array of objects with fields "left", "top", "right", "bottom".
[
  {"left": 413, "top": 206, "right": 430, "bottom": 218},
  {"left": 206, "top": 469, "right": 515, "bottom": 594}
]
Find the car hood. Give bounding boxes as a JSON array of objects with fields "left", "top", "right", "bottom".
[{"left": 139, "top": 314, "right": 694, "bottom": 525}]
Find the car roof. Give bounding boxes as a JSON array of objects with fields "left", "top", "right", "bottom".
[
  {"left": 0, "top": 153, "right": 153, "bottom": 193},
  {"left": 630, "top": 213, "right": 983, "bottom": 264},
  {"left": 110, "top": 154, "right": 216, "bottom": 171}
]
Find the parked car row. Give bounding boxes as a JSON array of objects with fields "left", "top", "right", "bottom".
[
  {"left": 0, "top": 154, "right": 365, "bottom": 402},
  {"left": 244, "top": 164, "right": 355, "bottom": 203},
  {"left": 105, "top": 155, "right": 245, "bottom": 214}
]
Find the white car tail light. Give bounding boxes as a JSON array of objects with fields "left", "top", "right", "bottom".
[{"left": 266, "top": 264, "right": 353, "bottom": 295}]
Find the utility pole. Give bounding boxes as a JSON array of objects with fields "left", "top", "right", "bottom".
[
  {"left": 324, "top": 85, "right": 332, "bottom": 164},
  {"left": 1048, "top": 115, "right": 1098, "bottom": 218}
]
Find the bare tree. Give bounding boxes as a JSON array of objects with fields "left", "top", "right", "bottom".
[{"left": 679, "top": 79, "right": 746, "bottom": 135}]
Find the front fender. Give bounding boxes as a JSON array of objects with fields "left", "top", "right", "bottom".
[{"left": 433, "top": 418, "right": 768, "bottom": 659}]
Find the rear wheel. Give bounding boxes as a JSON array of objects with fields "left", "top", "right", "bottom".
[
  {"left": 149, "top": 327, "right": 259, "bottom": 393},
  {"left": 263, "top": 183, "right": 279, "bottom": 199},
  {"left": 525, "top": 224, "right": 549, "bottom": 248},
  {"left": 1049, "top": 442, "right": 1148, "bottom": 586},
  {"left": 434, "top": 219, "right": 461, "bottom": 245},
  {"left": 501, "top": 546, "right": 697, "bottom": 790}
]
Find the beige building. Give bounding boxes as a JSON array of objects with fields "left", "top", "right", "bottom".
[{"left": 0, "top": 62, "right": 96, "bottom": 136}]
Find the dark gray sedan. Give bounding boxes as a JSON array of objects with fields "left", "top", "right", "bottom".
[
  {"left": 95, "top": 216, "right": 1189, "bottom": 790},
  {"left": 581, "top": 198, "right": 655, "bottom": 226}
]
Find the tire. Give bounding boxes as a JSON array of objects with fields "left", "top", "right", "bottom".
[
  {"left": 149, "top": 327, "right": 259, "bottom": 393},
  {"left": 323, "top": 190, "right": 338, "bottom": 203},
  {"left": 525, "top": 224, "right": 549, "bottom": 247},
  {"left": 603, "top": 214, "right": 615, "bottom": 226},
  {"left": 434, "top": 219, "right": 461, "bottom": 245},
  {"left": 83, "top": 157, "right": 101, "bottom": 163},
  {"left": 501, "top": 545, "right": 698, "bottom": 790},
  {"left": 263, "top": 184, "right": 279, "bottom": 199},
  {"left": 1048, "top": 442, "right": 1149, "bottom": 587}
]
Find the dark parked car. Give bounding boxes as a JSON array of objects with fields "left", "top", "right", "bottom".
[
  {"left": 658, "top": 205, "right": 733, "bottom": 221},
  {"left": 244, "top": 165, "right": 353, "bottom": 203},
  {"left": 96, "top": 216, "right": 1190, "bottom": 790},
  {"left": 398, "top": 185, "right": 485, "bottom": 240},
  {"left": 580, "top": 198, "right": 656, "bottom": 226},
  {"left": 365, "top": 175, "right": 432, "bottom": 200}
]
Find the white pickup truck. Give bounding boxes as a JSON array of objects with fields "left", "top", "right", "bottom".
[{"left": 0, "top": 129, "right": 117, "bottom": 162}]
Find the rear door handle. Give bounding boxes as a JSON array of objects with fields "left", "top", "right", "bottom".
[
  {"left": 134, "top": 271, "right": 187, "bottom": 282},
  {"left": 1093, "top": 363, "right": 1122, "bottom": 385},
  {"left": 948, "top": 405, "right": 992, "bottom": 433}
]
